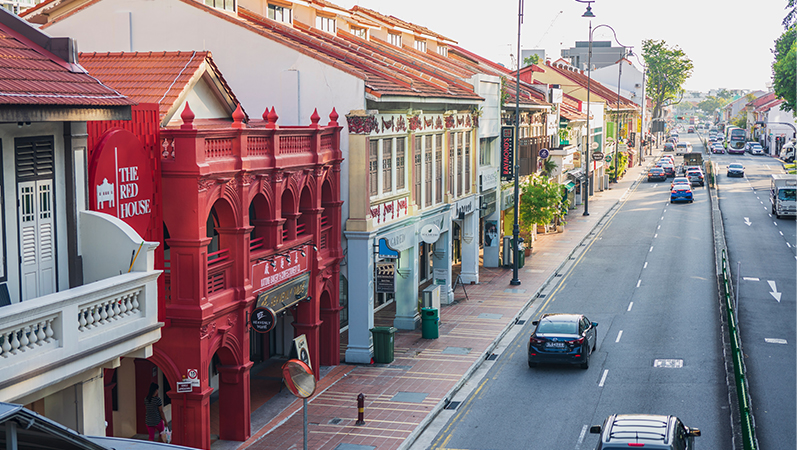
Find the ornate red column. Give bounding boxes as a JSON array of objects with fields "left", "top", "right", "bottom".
[
  {"left": 216, "top": 361, "right": 253, "bottom": 441},
  {"left": 168, "top": 386, "right": 213, "bottom": 449}
]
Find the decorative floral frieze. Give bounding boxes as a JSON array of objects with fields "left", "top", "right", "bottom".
[
  {"left": 408, "top": 115, "right": 421, "bottom": 131},
  {"left": 346, "top": 114, "right": 378, "bottom": 134},
  {"left": 370, "top": 196, "right": 409, "bottom": 227},
  {"left": 445, "top": 115, "right": 455, "bottom": 129}
]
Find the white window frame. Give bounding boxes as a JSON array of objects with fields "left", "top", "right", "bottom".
[
  {"left": 437, "top": 45, "right": 448, "bottom": 56},
  {"left": 369, "top": 136, "right": 408, "bottom": 201},
  {"left": 414, "top": 39, "right": 427, "bottom": 52},
  {"left": 268, "top": 3, "right": 292, "bottom": 24},
  {"left": 316, "top": 15, "right": 336, "bottom": 33},
  {"left": 416, "top": 133, "right": 446, "bottom": 209},
  {"left": 351, "top": 26, "right": 367, "bottom": 39},
  {"left": 388, "top": 33, "right": 402, "bottom": 47}
]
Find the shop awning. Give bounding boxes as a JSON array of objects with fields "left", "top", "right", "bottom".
[
  {"left": 562, "top": 181, "right": 576, "bottom": 192},
  {"left": 566, "top": 169, "right": 586, "bottom": 183}
]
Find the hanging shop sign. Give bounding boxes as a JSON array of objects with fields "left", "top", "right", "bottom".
[
  {"left": 88, "top": 129, "right": 154, "bottom": 237},
  {"left": 480, "top": 167, "right": 498, "bottom": 192},
  {"left": 420, "top": 223, "right": 441, "bottom": 244},
  {"left": 250, "top": 306, "right": 277, "bottom": 334},
  {"left": 255, "top": 273, "right": 310, "bottom": 313},
  {"left": 376, "top": 261, "right": 396, "bottom": 293},
  {"left": 378, "top": 238, "right": 399, "bottom": 259},
  {"left": 252, "top": 246, "right": 310, "bottom": 295},
  {"left": 500, "top": 126, "right": 515, "bottom": 181}
]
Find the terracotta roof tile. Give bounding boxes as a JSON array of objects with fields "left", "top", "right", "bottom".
[
  {"left": 350, "top": 6, "right": 455, "bottom": 43},
  {"left": 545, "top": 60, "right": 638, "bottom": 110},
  {"left": 79, "top": 50, "right": 243, "bottom": 122},
  {"left": 0, "top": 20, "right": 131, "bottom": 106}
]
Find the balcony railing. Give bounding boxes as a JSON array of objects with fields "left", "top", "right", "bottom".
[{"left": 0, "top": 271, "right": 161, "bottom": 402}]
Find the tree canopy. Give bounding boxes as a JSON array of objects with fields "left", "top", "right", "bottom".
[
  {"left": 641, "top": 40, "right": 694, "bottom": 126},
  {"left": 772, "top": 24, "right": 796, "bottom": 114}
]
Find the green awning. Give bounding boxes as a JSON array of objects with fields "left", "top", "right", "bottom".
[{"left": 563, "top": 181, "right": 576, "bottom": 192}]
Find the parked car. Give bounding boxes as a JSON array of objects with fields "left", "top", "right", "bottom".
[
  {"left": 686, "top": 169, "right": 704, "bottom": 186},
  {"left": 727, "top": 163, "right": 745, "bottom": 177},
  {"left": 528, "top": 314, "right": 597, "bottom": 369},
  {"left": 671, "top": 177, "right": 691, "bottom": 189},
  {"left": 648, "top": 167, "right": 667, "bottom": 181},
  {"left": 590, "top": 414, "right": 701, "bottom": 450},
  {"left": 670, "top": 184, "right": 693, "bottom": 203}
]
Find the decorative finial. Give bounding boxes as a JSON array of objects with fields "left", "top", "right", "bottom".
[
  {"left": 180, "top": 102, "right": 195, "bottom": 130},
  {"left": 231, "top": 103, "right": 245, "bottom": 129},
  {"left": 328, "top": 107, "right": 339, "bottom": 126}
]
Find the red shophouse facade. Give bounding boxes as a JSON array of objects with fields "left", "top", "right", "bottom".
[{"left": 150, "top": 104, "right": 343, "bottom": 449}]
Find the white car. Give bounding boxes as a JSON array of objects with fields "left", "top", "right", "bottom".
[{"left": 749, "top": 143, "right": 764, "bottom": 155}]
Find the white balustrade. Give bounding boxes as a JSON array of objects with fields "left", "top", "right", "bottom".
[
  {"left": 78, "top": 289, "right": 142, "bottom": 332},
  {"left": 0, "top": 317, "right": 57, "bottom": 358}
]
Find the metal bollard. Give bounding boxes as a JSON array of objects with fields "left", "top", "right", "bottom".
[{"left": 356, "top": 393, "right": 365, "bottom": 425}]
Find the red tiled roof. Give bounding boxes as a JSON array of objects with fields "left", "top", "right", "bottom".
[
  {"left": 0, "top": 19, "right": 131, "bottom": 106},
  {"left": 350, "top": 6, "right": 455, "bottom": 43},
  {"left": 545, "top": 60, "right": 638, "bottom": 111},
  {"left": 747, "top": 92, "right": 776, "bottom": 109},
  {"left": 78, "top": 50, "right": 241, "bottom": 121}
]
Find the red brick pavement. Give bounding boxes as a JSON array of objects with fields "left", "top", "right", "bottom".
[{"left": 221, "top": 160, "right": 655, "bottom": 450}]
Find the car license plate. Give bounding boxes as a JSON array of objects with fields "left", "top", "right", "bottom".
[{"left": 545, "top": 342, "right": 565, "bottom": 348}]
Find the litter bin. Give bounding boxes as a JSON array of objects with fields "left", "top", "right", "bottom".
[
  {"left": 421, "top": 307, "right": 439, "bottom": 339},
  {"left": 370, "top": 326, "right": 397, "bottom": 363}
]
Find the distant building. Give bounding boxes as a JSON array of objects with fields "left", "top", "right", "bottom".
[{"left": 561, "top": 41, "right": 627, "bottom": 71}]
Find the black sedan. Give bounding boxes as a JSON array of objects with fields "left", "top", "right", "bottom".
[
  {"left": 648, "top": 167, "right": 666, "bottom": 181},
  {"left": 529, "top": 314, "right": 598, "bottom": 369}
]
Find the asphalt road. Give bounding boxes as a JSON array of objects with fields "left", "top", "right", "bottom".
[
  {"left": 413, "top": 132, "right": 732, "bottom": 449},
  {"left": 711, "top": 146, "right": 797, "bottom": 450}
]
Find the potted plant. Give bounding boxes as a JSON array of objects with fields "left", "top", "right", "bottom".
[{"left": 519, "top": 175, "right": 563, "bottom": 244}]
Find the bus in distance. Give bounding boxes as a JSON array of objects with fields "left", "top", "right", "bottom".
[{"left": 726, "top": 127, "right": 746, "bottom": 153}]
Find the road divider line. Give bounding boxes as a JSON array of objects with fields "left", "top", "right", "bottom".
[
  {"left": 650, "top": 246, "right": 653, "bottom": 252},
  {"left": 627, "top": 302, "right": 633, "bottom": 311},
  {"left": 643, "top": 262, "right": 648, "bottom": 269},
  {"left": 774, "top": 221, "right": 778, "bottom": 226},
  {"left": 575, "top": 424, "right": 588, "bottom": 450},
  {"left": 599, "top": 369, "right": 609, "bottom": 387},
  {"left": 637, "top": 279, "right": 641, "bottom": 287},
  {"left": 787, "top": 242, "right": 792, "bottom": 248},
  {"left": 616, "top": 330, "right": 623, "bottom": 343},
  {"left": 780, "top": 231, "right": 784, "bottom": 236},
  {"left": 654, "top": 234, "right": 658, "bottom": 238}
]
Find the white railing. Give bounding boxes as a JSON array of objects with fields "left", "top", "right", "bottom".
[{"left": 0, "top": 271, "right": 160, "bottom": 402}]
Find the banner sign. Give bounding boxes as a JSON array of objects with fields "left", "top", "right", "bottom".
[
  {"left": 252, "top": 246, "right": 310, "bottom": 294},
  {"left": 88, "top": 129, "right": 154, "bottom": 237},
  {"left": 376, "top": 262, "right": 395, "bottom": 293},
  {"left": 256, "top": 273, "right": 310, "bottom": 313},
  {"left": 500, "top": 126, "right": 515, "bottom": 180}
]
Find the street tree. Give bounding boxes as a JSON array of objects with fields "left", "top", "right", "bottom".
[
  {"left": 698, "top": 96, "right": 728, "bottom": 116},
  {"left": 772, "top": 24, "right": 796, "bottom": 114},
  {"left": 642, "top": 39, "right": 694, "bottom": 127}
]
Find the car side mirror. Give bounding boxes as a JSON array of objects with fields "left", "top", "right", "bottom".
[
  {"left": 589, "top": 425, "right": 602, "bottom": 434},
  {"left": 531, "top": 320, "right": 539, "bottom": 326},
  {"left": 592, "top": 322, "right": 598, "bottom": 328},
  {"left": 687, "top": 428, "right": 701, "bottom": 437}
]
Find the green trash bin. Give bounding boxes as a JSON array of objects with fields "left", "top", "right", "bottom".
[
  {"left": 421, "top": 307, "right": 439, "bottom": 339},
  {"left": 518, "top": 247, "right": 525, "bottom": 268},
  {"left": 370, "top": 326, "right": 397, "bottom": 363}
]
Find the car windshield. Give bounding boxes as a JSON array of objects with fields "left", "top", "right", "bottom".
[
  {"left": 730, "top": 164, "right": 743, "bottom": 169},
  {"left": 778, "top": 189, "right": 797, "bottom": 201},
  {"left": 537, "top": 320, "right": 578, "bottom": 334}
]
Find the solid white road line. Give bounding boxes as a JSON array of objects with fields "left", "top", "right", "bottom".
[
  {"left": 616, "top": 330, "right": 623, "bottom": 343},
  {"left": 599, "top": 369, "right": 609, "bottom": 387}
]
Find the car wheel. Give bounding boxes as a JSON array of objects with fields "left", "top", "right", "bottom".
[
  {"left": 690, "top": 200, "right": 693, "bottom": 203},
  {"left": 528, "top": 361, "right": 537, "bottom": 368},
  {"left": 581, "top": 358, "right": 589, "bottom": 370}
]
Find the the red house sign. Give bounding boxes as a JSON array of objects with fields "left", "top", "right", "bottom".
[{"left": 88, "top": 129, "right": 154, "bottom": 237}]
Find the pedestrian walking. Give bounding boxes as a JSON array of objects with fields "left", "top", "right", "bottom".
[{"left": 144, "top": 382, "right": 167, "bottom": 441}]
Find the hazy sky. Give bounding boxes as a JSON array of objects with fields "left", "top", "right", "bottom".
[{"left": 352, "top": 0, "right": 792, "bottom": 93}]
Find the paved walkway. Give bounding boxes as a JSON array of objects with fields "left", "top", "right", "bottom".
[{"left": 216, "top": 156, "right": 659, "bottom": 450}]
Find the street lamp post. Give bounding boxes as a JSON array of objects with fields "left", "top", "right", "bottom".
[
  {"left": 511, "top": 0, "right": 523, "bottom": 286},
  {"left": 578, "top": 0, "right": 594, "bottom": 216}
]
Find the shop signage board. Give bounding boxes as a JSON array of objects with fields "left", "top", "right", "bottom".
[
  {"left": 592, "top": 151, "right": 604, "bottom": 161},
  {"left": 433, "top": 268, "right": 448, "bottom": 286},
  {"left": 292, "top": 335, "right": 312, "bottom": 369},
  {"left": 88, "top": 129, "right": 154, "bottom": 237},
  {"left": 252, "top": 246, "right": 310, "bottom": 295},
  {"left": 376, "top": 262, "right": 395, "bottom": 293},
  {"left": 420, "top": 223, "right": 441, "bottom": 244},
  {"left": 176, "top": 381, "right": 192, "bottom": 393},
  {"left": 500, "top": 126, "right": 515, "bottom": 181},
  {"left": 251, "top": 306, "right": 277, "bottom": 333},
  {"left": 256, "top": 273, "right": 310, "bottom": 313},
  {"left": 377, "top": 238, "right": 399, "bottom": 259}
]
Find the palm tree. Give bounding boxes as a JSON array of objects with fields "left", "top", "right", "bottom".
[{"left": 539, "top": 157, "right": 557, "bottom": 178}]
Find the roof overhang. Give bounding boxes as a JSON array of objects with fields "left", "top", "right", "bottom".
[{"left": 0, "top": 105, "right": 132, "bottom": 122}]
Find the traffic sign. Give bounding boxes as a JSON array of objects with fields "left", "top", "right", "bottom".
[
  {"left": 176, "top": 381, "right": 192, "bottom": 393},
  {"left": 592, "top": 151, "right": 604, "bottom": 161}
]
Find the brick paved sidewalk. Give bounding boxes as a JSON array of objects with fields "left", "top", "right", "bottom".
[{"left": 215, "top": 159, "right": 657, "bottom": 450}]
